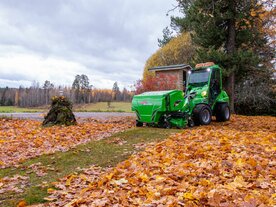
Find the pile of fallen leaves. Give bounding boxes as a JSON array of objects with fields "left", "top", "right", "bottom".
[
  {"left": 44, "top": 165, "right": 111, "bottom": 206},
  {"left": 42, "top": 96, "right": 76, "bottom": 127},
  {"left": 0, "top": 117, "right": 134, "bottom": 168},
  {"left": 44, "top": 115, "right": 276, "bottom": 206}
]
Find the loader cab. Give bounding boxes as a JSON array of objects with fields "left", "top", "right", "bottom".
[
  {"left": 186, "top": 67, "right": 211, "bottom": 97},
  {"left": 187, "top": 68, "right": 210, "bottom": 88},
  {"left": 186, "top": 62, "right": 223, "bottom": 106}
]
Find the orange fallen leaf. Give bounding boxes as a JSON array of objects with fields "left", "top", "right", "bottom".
[{"left": 17, "top": 200, "right": 27, "bottom": 207}]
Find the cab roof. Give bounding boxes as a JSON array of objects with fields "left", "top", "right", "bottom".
[{"left": 194, "top": 62, "right": 219, "bottom": 70}]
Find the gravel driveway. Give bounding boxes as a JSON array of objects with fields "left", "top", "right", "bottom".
[{"left": 0, "top": 112, "right": 135, "bottom": 120}]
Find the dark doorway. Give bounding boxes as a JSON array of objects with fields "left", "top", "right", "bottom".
[
  {"left": 210, "top": 69, "right": 221, "bottom": 105},
  {"left": 183, "top": 70, "right": 187, "bottom": 91}
]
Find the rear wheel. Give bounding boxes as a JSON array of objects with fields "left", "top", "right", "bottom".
[
  {"left": 216, "top": 103, "right": 230, "bottom": 122},
  {"left": 193, "top": 104, "right": 212, "bottom": 126}
]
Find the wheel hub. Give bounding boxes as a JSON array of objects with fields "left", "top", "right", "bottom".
[{"left": 202, "top": 109, "right": 210, "bottom": 123}]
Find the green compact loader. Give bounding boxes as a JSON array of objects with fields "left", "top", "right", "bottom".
[{"left": 132, "top": 62, "right": 230, "bottom": 128}]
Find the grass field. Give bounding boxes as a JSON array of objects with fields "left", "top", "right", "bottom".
[
  {"left": 0, "top": 106, "right": 43, "bottom": 113},
  {"left": 0, "top": 127, "right": 178, "bottom": 206},
  {"left": 0, "top": 102, "right": 132, "bottom": 113},
  {"left": 74, "top": 102, "right": 132, "bottom": 112}
]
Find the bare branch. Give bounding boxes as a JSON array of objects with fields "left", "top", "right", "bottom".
[{"left": 166, "top": 4, "right": 179, "bottom": 16}]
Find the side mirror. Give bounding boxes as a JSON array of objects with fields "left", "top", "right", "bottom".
[{"left": 190, "top": 91, "right": 197, "bottom": 99}]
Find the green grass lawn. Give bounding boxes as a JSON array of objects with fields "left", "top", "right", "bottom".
[
  {"left": 0, "top": 127, "right": 179, "bottom": 207},
  {"left": 74, "top": 102, "right": 132, "bottom": 112},
  {"left": 0, "top": 102, "right": 132, "bottom": 113},
  {"left": 0, "top": 106, "right": 43, "bottom": 113}
]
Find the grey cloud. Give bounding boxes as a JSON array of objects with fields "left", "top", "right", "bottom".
[{"left": 0, "top": 0, "right": 176, "bottom": 88}]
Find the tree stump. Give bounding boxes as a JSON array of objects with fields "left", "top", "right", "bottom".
[{"left": 42, "top": 96, "right": 77, "bottom": 127}]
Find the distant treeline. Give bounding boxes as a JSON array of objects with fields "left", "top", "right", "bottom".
[{"left": 0, "top": 75, "right": 133, "bottom": 107}]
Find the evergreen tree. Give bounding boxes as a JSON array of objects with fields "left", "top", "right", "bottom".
[
  {"left": 112, "top": 82, "right": 120, "bottom": 92},
  {"left": 170, "top": 0, "right": 275, "bottom": 112},
  {"left": 112, "top": 82, "right": 120, "bottom": 101},
  {"left": 158, "top": 26, "right": 174, "bottom": 47},
  {"left": 72, "top": 74, "right": 91, "bottom": 103}
]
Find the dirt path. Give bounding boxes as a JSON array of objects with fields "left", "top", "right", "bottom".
[{"left": 0, "top": 112, "right": 135, "bottom": 120}]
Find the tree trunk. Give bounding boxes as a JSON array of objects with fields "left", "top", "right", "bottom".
[
  {"left": 45, "top": 89, "right": 48, "bottom": 105},
  {"left": 226, "top": 73, "right": 235, "bottom": 112},
  {"left": 225, "top": 6, "right": 236, "bottom": 113}
]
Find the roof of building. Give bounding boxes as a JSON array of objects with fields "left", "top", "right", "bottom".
[{"left": 149, "top": 64, "right": 192, "bottom": 71}]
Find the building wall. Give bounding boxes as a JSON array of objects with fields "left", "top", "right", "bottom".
[{"left": 155, "top": 70, "right": 184, "bottom": 90}]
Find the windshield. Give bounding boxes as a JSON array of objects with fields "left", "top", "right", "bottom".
[{"left": 188, "top": 69, "right": 210, "bottom": 86}]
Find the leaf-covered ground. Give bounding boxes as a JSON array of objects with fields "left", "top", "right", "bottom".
[
  {"left": 0, "top": 118, "right": 133, "bottom": 168},
  {"left": 41, "top": 115, "right": 276, "bottom": 207}
]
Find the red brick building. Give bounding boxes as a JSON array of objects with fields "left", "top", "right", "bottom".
[{"left": 149, "top": 64, "right": 192, "bottom": 91}]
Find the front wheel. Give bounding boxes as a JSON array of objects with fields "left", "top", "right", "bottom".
[
  {"left": 136, "top": 120, "right": 143, "bottom": 127},
  {"left": 158, "top": 116, "right": 171, "bottom": 129},
  {"left": 193, "top": 104, "right": 212, "bottom": 126},
  {"left": 216, "top": 103, "right": 230, "bottom": 122}
]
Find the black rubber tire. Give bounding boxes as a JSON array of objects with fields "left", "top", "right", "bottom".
[
  {"left": 158, "top": 115, "right": 171, "bottom": 129},
  {"left": 136, "top": 120, "right": 143, "bottom": 127},
  {"left": 193, "top": 104, "right": 212, "bottom": 126},
  {"left": 216, "top": 103, "right": 231, "bottom": 122}
]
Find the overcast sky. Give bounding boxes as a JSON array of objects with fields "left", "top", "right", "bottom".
[{"left": 0, "top": 0, "right": 179, "bottom": 89}]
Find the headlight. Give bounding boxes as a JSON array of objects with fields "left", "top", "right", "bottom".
[{"left": 201, "top": 91, "right": 207, "bottom": 97}]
